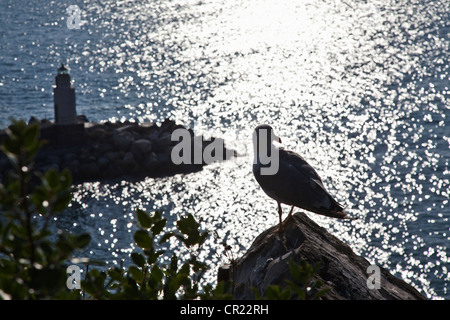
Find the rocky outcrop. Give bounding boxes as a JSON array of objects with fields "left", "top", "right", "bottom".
[
  {"left": 0, "top": 118, "right": 235, "bottom": 183},
  {"left": 220, "top": 212, "right": 426, "bottom": 300}
]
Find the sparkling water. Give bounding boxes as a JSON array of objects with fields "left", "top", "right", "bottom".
[{"left": 0, "top": 0, "right": 448, "bottom": 299}]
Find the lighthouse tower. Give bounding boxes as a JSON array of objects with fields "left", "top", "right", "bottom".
[{"left": 53, "top": 63, "right": 77, "bottom": 124}]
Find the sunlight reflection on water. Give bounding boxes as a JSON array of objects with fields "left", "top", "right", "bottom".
[{"left": 1, "top": 0, "right": 449, "bottom": 298}]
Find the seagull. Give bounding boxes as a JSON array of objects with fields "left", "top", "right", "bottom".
[{"left": 252, "top": 124, "right": 354, "bottom": 231}]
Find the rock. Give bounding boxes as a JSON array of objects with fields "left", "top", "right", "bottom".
[
  {"left": 123, "top": 152, "right": 135, "bottom": 167},
  {"left": 40, "top": 163, "right": 59, "bottom": 172},
  {"left": 227, "top": 212, "right": 426, "bottom": 300},
  {"left": 143, "top": 152, "right": 159, "bottom": 170},
  {"left": 76, "top": 114, "right": 89, "bottom": 123},
  {"left": 131, "top": 139, "right": 152, "bottom": 153},
  {"left": 103, "top": 151, "right": 120, "bottom": 162},
  {"left": 113, "top": 130, "right": 134, "bottom": 151},
  {"left": 159, "top": 118, "right": 176, "bottom": 135},
  {"left": 0, "top": 117, "right": 236, "bottom": 183},
  {"left": 152, "top": 132, "right": 172, "bottom": 151},
  {"left": 46, "top": 155, "right": 61, "bottom": 165},
  {"left": 97, "top": 157, "right": 109, "bottom": 169},
  {"left": 78, "top": 162, "right": 100, "bottom": 179},
  {"left": 130, "top": 139, "right": 152, "bottom": 162},
  {"left": 28, "top": 116, "right": 40, "bottom": 125},
  {"left": 64, "top": 153, "right": 78, "bottom": 163},
  {"left": 89, "top": 127, "right": 110, "bottom": 140}
]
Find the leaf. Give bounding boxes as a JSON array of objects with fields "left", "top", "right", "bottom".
[
  {"left": 45, "top": 169, "right": 60, "bottom": 189},
  {"left": 23, "top": 123, "right": 39, "bottom": 148},
  {"left": 176, "top": 214, "right": 208, "bottom": 247},
  {"left": 59, "top": 169, "right": 73, "bottom": 189},
  {"left": 133, "top": 230, "right": 153, "bottom": 249},
  {"left": 148, "top": 265, "right": 164, "bottom": 289},
  {"left": 108, "top": 267, "right": 124, "bottom": 282},
  {"left": 176, "top": 214, "right": 198, "bottom": 235},
  {"left": 53, "top": 192, "right": 72, "bottom": 213},
  {"left": 151, "top": 218, "right": 166, "bottom": 236},
  {"left": 128, "top": 266, "right": 144, "bottom": 283},
  {"left": 130, "top": 252, "right": 146, "bottom": 268},
  {"left": 147, "top": 249, "right": 165, "bottom": 265},
  {"left": 158, "top": 232, "right": 175, "bottom": 244},
  {"left": 1, "top": 136, "right": 20, "bottom": 159},
  {"left": 136, "top": 209, "right": 152, "bottom": 229},
  {"left": 74, "top": 233, "right": 91, "bottom": 249}
]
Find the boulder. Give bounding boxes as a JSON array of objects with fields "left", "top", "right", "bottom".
[
  {"left": 113, "top": 130, "right": 134, "bottom": 151},
  {"left": 131, "top": 139, "right": 152, "bottom": 153},
  {"left": 158, "top": 118, "right": 176, "bottom": 135},
  {"left": 89, "top": 126, "right": 110, "bottom": 140},
  {"left": 64, "top": 153, "right": 78, "bottom": 163},
  {"left": 143, "top": 152, "right": 159, "bottom": 170},
  {"left": 225, "top": 212, "right": 426, "bottom": 300},
  {"left": 78, "top": 162, "right": 99, "bottom": 179},
  {"left": 103, "top": 151, "right": 120, "bottom": 162},
  {"left": 97, "top": 157, "right": 109, "bottom": 169},
  {"left": 123, "top": 152, "right": 136, "bottom": 167}
]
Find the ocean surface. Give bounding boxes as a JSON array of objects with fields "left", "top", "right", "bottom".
[{"left": 0, "top": 0, "right": 448, "bottom": 299}]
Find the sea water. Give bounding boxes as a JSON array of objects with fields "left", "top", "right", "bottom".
[{"left": 0, "top": 0, "right": 448, "bottom": 299}]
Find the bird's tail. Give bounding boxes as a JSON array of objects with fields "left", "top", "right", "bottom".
[
  {"left": 312, "top": 198, "right": 358, "bottom": 220},
  {"left": 312, "top": 208, "right": 357, "bottom": 220}
]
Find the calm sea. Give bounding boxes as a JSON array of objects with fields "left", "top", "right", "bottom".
[{"left": 0, "top": 0, "right": 448, "bottom": 299}]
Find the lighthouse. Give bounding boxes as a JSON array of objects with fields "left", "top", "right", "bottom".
[{"left": 53, "top": 63, "right": 77, "bottom": 124}]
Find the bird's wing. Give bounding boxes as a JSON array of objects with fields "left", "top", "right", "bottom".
[
  {"left": 277, "top": 148, "right": 344, "bottom": 210},
  {"left": 278, "top": 148, "right": 326, "bottom": 187},
  {"left": 254, "top": 147, "right": 349, "bottom": 219}
]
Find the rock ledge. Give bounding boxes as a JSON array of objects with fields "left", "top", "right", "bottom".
[{"left": 221, "top": 212, "right": 426, "bottom": 300}]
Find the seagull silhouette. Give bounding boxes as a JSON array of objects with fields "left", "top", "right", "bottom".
[{"left": 252, "top": 124, "right": 354, "bottom": 231}]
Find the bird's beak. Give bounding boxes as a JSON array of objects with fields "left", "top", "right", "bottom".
[{"left": 278, "top": 137, "right": 282, "bottom": 144}]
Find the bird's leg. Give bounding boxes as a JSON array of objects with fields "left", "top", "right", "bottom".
[
  {"left": 288, "top": 205, "right": 294, "bottom": 218},
  {"left": 281, "top": 205, "right": 295, "bottom": 228},
  {"left": 277, "top": 202, "right": 283, "bottom": 232}
]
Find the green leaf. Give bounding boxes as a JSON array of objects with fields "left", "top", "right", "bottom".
[
  {"left": 108, "top": 267, "right": 124, "bottom": 282},
  {"left": 136, "top": 209, "right": 152, "bottom": 229},
  {"left": 74, "top": 233, "right": 91, "bottom": 249},
  {"left": 134, "top": 230, "right": 153, "bottom": 249},
  {"left": 128, "top": 266, "right": 144, "bottom": 283},
  {"left": 146, "top": 249, "right": 165, "bottom": 265},
  {"left": 176, "top": 214, "right": 198, "bottom": 235},
  {"left": 130, "top": 252, "right": 146, "bottom": 268},
  {"left": 151, "top": 218, "right": 166, "bottom": 236},
  {"left": 53, "top": 192, "right": 72, "bottom": 213},
  {"left": 59, "top": 169, "right": 73, "bottom": 189},
  {"left": 45, "top": 169, "right": 60, "bottom": 189},
  {"left": 158, "top": 232, "right": 175, "bottom": 244},
  {"left": 23, "top": 123, "right": 39, "bottom": 148},
  {"left": 148, "top": 265, "right": 163, "bottom": 288},
  {"left": 1, "top": 136, "right": 20, "bottom": 158},
  {"left": 175, "top": 214, "right": 208, "bottom": 247},
  {"left": 265, "top": 285, "right": 292, "bottom": 300}
]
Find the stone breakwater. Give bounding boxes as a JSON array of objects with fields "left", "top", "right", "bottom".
[{"left": 0, "top": 118, "right": 234, "bottom": 183}]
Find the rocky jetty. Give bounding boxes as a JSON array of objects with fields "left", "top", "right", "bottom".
[
  {"left": 0, "top": 118, "right": 234, "bottom": 183},
  {"left": 219, "top": 212, "right": 426, "bottom": 300}
]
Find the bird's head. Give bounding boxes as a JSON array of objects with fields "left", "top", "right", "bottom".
[{"left": 254, "top": 124, "right": 282, "bottom": 144}]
